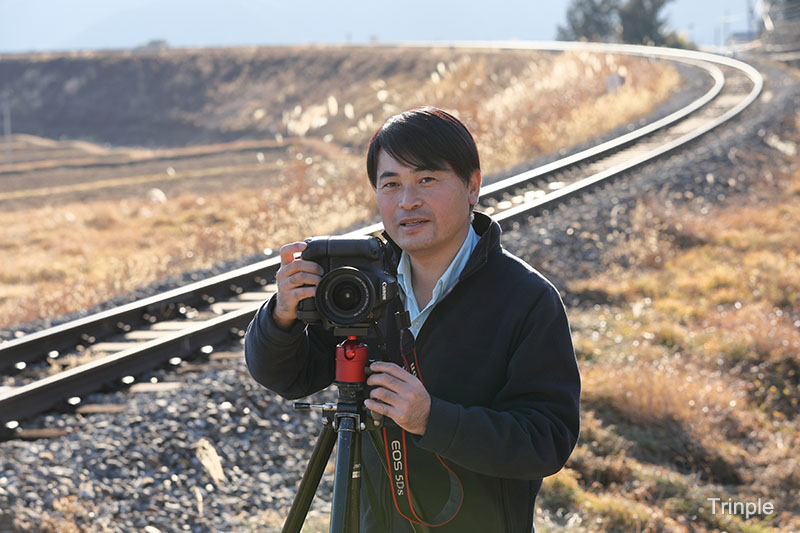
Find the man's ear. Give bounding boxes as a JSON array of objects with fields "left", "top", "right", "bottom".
[{"left": 468, "top": 170, "right": 482, "bottom": 205}]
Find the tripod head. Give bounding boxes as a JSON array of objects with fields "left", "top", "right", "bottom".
[
  {"left": 293, "top": 335, "right": 383, "bottom": 433},
  {"left": 335, "top": 336, "right": 369, "bottom": 385}
]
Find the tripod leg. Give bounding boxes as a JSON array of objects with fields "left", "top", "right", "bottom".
[
  {"left": 330, "top": 415, "right": 357, "bottom": 533},
  {"left": 347, "top": 429, "right": 361, "bottom": 531},
  {"left": 282, "top": 422, "right": 337, "bottom": 533}
]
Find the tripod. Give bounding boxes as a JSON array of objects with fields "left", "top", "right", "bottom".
[{"left": 282, "top": 335, "right": 390, "bottom": 533}]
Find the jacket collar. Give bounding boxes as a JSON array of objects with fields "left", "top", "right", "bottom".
[{"left": 381, "top": 211, "right": 501, "bottom": 280}]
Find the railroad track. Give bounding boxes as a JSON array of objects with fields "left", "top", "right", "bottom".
[{"left": 0, "top": 42, "right": 763, "bottom": 438}]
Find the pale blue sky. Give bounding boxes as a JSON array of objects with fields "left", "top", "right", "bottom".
[{"left": 0, "top": 0, "right": 760, "bottom": 53}]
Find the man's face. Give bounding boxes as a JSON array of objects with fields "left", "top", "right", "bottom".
[{"left": 375, "top": 149, "right": 480, "bottom": 265}]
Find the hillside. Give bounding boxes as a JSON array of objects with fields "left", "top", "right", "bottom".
[
  {"left": 0, "top": 45, "right": 645, "bottom": 149},
  {"left": 5, "top": 46, "right": 495, "bottom": 147}
]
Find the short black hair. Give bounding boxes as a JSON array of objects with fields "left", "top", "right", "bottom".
[{"left": 366, "top": 106, "right": 480, "bottom": 188}]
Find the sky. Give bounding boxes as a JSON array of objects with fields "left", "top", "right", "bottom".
[{"left": 0, "top": 0, "right": 761, "bottom": 54}]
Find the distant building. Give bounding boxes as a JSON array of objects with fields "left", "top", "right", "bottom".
[
  {"left": 728, "top": 31, "right": 758, "bottom": 45},
  {"left": 135, "top": 40, "right": 169, "bottom": 52}
]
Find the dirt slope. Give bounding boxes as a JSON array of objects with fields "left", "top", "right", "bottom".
[{"left": 0, "top": 46, "right": 539, "bottom": 147}]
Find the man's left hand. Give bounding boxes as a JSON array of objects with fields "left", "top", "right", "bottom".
[{"left": 364, "top": 362, "right": 430, "bottom": 435}]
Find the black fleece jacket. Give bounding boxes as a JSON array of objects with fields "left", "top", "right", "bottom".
[{"left": 245, "top": 212, "right": 581, "bottom": 532}]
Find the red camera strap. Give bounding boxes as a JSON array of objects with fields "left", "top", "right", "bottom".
[{"left": 381, "top": 342, "right": 464, "bottom": 527}]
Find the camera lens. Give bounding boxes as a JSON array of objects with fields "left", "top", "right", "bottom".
[
  {"left": 317, "top": 267, "right": 373, "bottom": 325},
  {"left": 332, "top": 282, "right": 361, "bottom": 311}
]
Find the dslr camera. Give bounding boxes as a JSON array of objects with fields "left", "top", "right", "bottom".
[{"left": 297, "top": 236, "right": 398, "bottom": 335}]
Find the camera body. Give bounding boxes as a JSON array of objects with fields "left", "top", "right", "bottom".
[{"left": 297, "top": 236, "right": 398, "bottom": 335}]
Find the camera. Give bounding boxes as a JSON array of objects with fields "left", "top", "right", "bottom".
[{"left": 297, "top": 236, "right": 398, "bottom": 335}]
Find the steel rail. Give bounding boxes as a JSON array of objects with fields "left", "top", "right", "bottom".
[
  {"left": 0, "top": 42, "right": 764, "bottom": 431},
  {"left": 0, "top": 256, "right": 280, "bottom": 371},
  {"left": 491, "top": 69, "right": 762, "bottom": 223},
  {"left": 0, "top": 305, "right": 259, "bottom": 425},
  {"left": 478, "top": 58, "right": 724, "bottom": 203}
]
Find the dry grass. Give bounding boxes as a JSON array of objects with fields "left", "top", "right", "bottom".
[
  {"left": 393, "top": 51, "right": 679, "bottom": 175},
  {"left": 1, "top": 154, "right": 371, "bottom": 327},
  {"left": 0, "top": 50, "right": 680, "bottom": 330},
  {"left": 571, "top": 171, "right": 800, "bottom": 412},
  {"left": 16, "top": 495, "right": 114, "bottom": 533},
  {"left": 560, "top": 152, "right": 800, "bottom": 530}
]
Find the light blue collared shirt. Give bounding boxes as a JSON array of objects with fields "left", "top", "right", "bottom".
[{"left": 396, "top": 225, "right": 480, "bottom": 338}]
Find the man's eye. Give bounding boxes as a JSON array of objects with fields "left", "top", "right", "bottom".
[
  {"left": 381, "top": 181, "right": 398, "bottom": 189},
  {"left": 420, "top": 176, "right": 436, "bottom": 183}
]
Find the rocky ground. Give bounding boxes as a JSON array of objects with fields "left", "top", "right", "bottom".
[{"left": 0, "top": 58, "right": 797, "bottom": 532}]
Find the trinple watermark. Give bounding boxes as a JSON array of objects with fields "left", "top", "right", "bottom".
[{"left": 707, "top": 497, "right": 774, "bottom": 520}]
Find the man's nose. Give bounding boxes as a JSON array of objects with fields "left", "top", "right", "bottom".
[{"left": 398, "top": 184, "right": 422, "bottom": 209}]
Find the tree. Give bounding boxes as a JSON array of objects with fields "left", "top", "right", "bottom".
[
  {"left": 778, "top": 0, "right": 800, "bottom": 20},
  {"left": 558, "top": 0, "right": 678, "bottom": 46},
  {"left": 618, "top": 0, "right": 674, "bottom": 45},
  {"left": 556, "top": 0, "right": 620, "bottom": 42}
]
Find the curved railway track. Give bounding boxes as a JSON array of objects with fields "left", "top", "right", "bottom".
[{"left": 0, "top": 42, "right": 763, "bottom": 437}]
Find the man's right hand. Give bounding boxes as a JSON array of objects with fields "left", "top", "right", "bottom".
[{"left": 273, "top": 241, "right": 325, "bottom": 330}]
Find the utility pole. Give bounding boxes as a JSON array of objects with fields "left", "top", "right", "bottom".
[
  {"left": 723, "top": 11, "right": 731, "bottom": 47},
  {"left": 2, "top": 90, "right": 10, "bottom": 166}
]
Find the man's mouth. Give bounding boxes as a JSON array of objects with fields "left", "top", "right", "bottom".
[{"left": 399, "top": 219, "right": 428, "bottom": 227}]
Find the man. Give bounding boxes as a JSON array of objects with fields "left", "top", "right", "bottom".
[{"left": 245, "top": 107, "right": 580, "bottom": 532}]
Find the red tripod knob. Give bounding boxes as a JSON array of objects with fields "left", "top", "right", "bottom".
[{"left": 335, "top": 336, "right": 369, "bottom": 383}]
